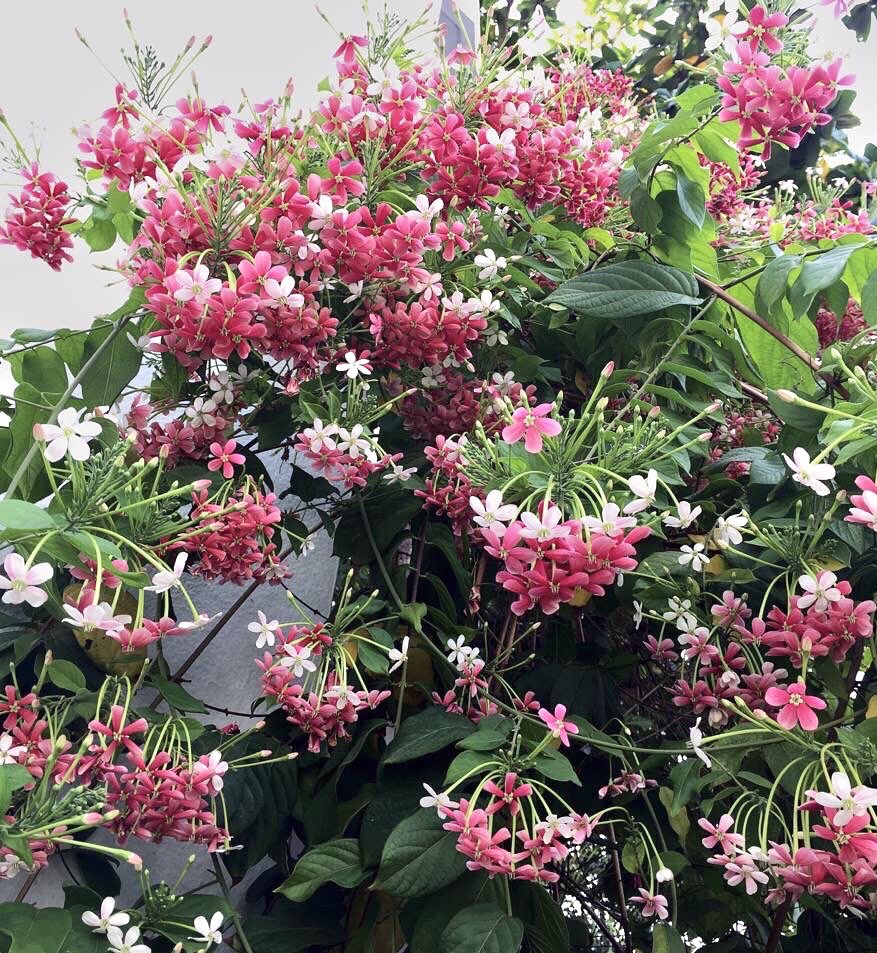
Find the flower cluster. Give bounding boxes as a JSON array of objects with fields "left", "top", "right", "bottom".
[{"left": 0, "top": 163, "right": 75, "bottom": 270}]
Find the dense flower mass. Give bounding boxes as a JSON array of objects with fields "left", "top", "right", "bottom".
[{"left": 0, "top": 4, "right": 875, "bottom": 952}]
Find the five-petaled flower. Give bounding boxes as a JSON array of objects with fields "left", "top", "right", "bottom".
[
  {"left": 34, "top": 407, "right": 102, "bottom": 462},
  {"left": 764, "top": 681, "right": 827, "bottom": 731},
  {"left": 208, "top": 439, "right": 245, "bottom": 479},
  {"left": 501, "top": 403, "right": 561, "bottom": 454},
  {"left": 538, "top": 704, "right": 579, "bottom": 746}
]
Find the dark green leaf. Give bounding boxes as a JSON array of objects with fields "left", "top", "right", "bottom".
[
  {"left": 383, "top": 708, "right": 475, "bottom": 765},
  {"left": 375, "top": 809, "right": 468, "bottom": 897},
  {"left": 439, "top": 903, "right": 524, "bottom": 953},
  {"left": 277, "top": 838, "right": 368, "bottom": 901}
]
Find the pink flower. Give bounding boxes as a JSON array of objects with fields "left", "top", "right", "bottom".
[
  {"left": 538, "top": 704, "right": 579, "bottom": 746},
  {"left": 631, "top": 889, "right": 669, "bottom": 920},
  {"left": 208, "top": 440, "right": 245, "bottom": 479},
  {"left": 501, "top": 403, "right": 562, "bottom": 453},
  {"left": 846, "top": 475, "right": 877, "bottom": 532},
  {"left": 764, "top": 681, "right": 826, "bottom": 731},
  {"left": 0, "top": 553, "right": 53, "bottom": 607},
  {"left": 698, "top": 814, "right": 744, "bottom": 853}
]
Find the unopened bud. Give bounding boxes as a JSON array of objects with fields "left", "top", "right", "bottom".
[
  {"left": 82, "top": 812, "right": 104, "bottom": 825},
  {"left": 255, "top": 720, "right": 266, "bottom": 730},
  {"left": 706, "top": 401, "right": 722, "bottom": 413},
  {"left": 126, "top": 852, "right": 144, "bottom": 870},
  {"left": 159, "top": 444, "right": 170, "bottom": 459},
  {"left": 601, "top": 361, "right": 615, "bottom": 378},
  {"left": 697, "top": 431, "right": 711, "bottom": 442},
  {"left": 648, "top": 405, "right": 661, "bottom": 419},
  {"left": 44, "top": 650, "right": 54, "bottom": 665},
  {"left": 775, "top": 389, "right": 797, "bottom": 403},
  {"left": 260, "top": 749, "right": 272, "bottom": 757},
  {"left": 192, "top": 479, "right": 212, "bottom": 491},
  {"left": 656, "top": 867, "right": 674, "bottom": 883},
  {"left": 596, "top": 396, "right": 608, "bottom": 410}
]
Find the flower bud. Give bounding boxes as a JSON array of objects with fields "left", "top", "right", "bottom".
[
  {"left": 648, "top": 405, "right": 661, "bottom": 419},
  {"left": 601, "top": 361, "right": 615, "bottom": 378},
  {"left": 656, "top": 867, "right": 674, "bottom": 883},
  {"left": 706, "top": 401, "right": 721, "bottom": 413},
  {"left": 775, "top": 389, "right": 797, "bottom": 403},
  {"left": 126, "top": 852, "right": 144, "bottom": 870},
  {"left": 193, "top": 479, "right": 212, "bottom": 491},
  {"left": 697, "top": 431, "right": 711, "bottom": 442},
  {"left": 81, "top": 812, "right": 104, "bottom": 825}
]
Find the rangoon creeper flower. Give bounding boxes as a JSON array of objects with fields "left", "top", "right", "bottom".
[
  {"left": 106, "top": 926, "right": 151, "bottom": 953},
  {"left": 383, "top": 464, "right": 417, "bottom": 484},
  {"left": 248, "top": 610, "right": 280, "bottom": 648},
  {"left": 145, "top": 553, "right": 188, "bottom": 593},
  {"left": 388, "top": 635, "right": 410, "bottom": 673},
  {"left": 63, "top": 602, "right": 130, "bottom": 633},
  {"left": 172, "top": 264, "right": 221, "bottom": 304},
  {"left": 699, "top": 6, "right": 741, "bottom": 53},
  {"left": 474, "top": 248, "right": 507, "bottom": 279},
  {"left": 34, "top": 407, "right": 102, "bottom": 462},
  {"left": 519, "top": 505, "right": 569, "bottom": 542},
  {"left": 782, "top": 447, "right": 836, "bottom": 496},
  {"left": 688, "top": 717, "right": 712, "bottom": 768},
  {"left": 470, "top": 490, "right": 518, "bottom": 532},
  {"left": 797, "top": 571, "right": 842, "bottom": 612},
  {"left": 538, "top": 704, "right": 579, "bottom": 746},
  {"left": 420, "top": 783, "right": 457, "bottom": 816},
  {"left": 501, "top": 403, "right": 561, "bottom": 453},
  {"left": 190, "top": 912, "right": 224, "bottom": 946},
  {"left": 663, "top": 597, "right": 697, "bottom": 631},
  {"left": 446, "top": 636, "right": 479, "bottom": 667},
  {"left": 678, "top": 544, "right": 709, "bottom": 571},
  {"left": 195, "top": 750, "right": 229, "bottom": 794},
  {"left": 807, "top": 771, "right": 877, "bottom": 827},
  {"left": 713, "top": 513, "right": 748, "bottom": 548},
  {"left": 663, "top": 501, "right": 702, "bottom": 529},
  {"left": 0, "top": 553, "right": 53, "bottom": 607},
  {"left": 280, "top": 643, "right": 317, "bottom": 678},
  {"left": 336, "top": 351, "right": 372, "bottom": 379},
  {"left": 82, "top": 897, "right": 129, "bottom": 934},
  {"left": 582, "top": 503, "right": 636, "bottom": 536},
  {"left": 624, "top": 469, "right": 657, "bottom": 514},
  {"left": 0, "top": 732, "right": 26, "bottom": 764}
]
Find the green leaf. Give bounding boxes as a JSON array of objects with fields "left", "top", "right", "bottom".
[
  {"left": 79, "top": 290, "right": 145, "bottom": 406},
  {"left": 245, "top": 899, "right": 345, "bottom": 953},
  {"left": 532, "top": 748, "right": 580, "bottom": 786},
  {"left": 82, "top": 217, "right": 116, "bottom": 252},
  {"left": 375, "top": 809, "right": 468, "bottom": 897},
  {"left": 0, "top": 904, "right": 104, "bottom": 953},
  {"left": 862, "top": 268, "right": 877, "bottom": 326},
  {"left": 445, "top": 749, "right": 497, "bottom": 787},
  {"left": 382, "top": 707, "right": 475, "bottom": 765},
  {"left": 440, "top": 904, "right": 523, "bottom": 953},
  {"left": 510, "top": 881, "right": 569, "bottom": 953},
  {"left": 0, "top": 500, "right": 57, "bottom": 531},
  {"left": 546, "top": 261, "right": 702, "bottom": 320},
  {"left": 149, "top": 675, "right": 208, "bottom": 713},
  {"left": 653, "top": 923, "right": 686, "bottom": 953},
  {"left": 788, "top": 244, "right": 862, "bottom": 318},
  {"left": 277, "top": 838, "right": 368, "bottom": 901},
  {"left": 755, "top": 255, "right": 800, "bottom": 317},
  {"left": 7, "top": 346, "right": 68, "bottom": 397},
  {"left": 670, "top": 757, "right": 702, "bottom": 812},
  {"left": 48, "top": 659, "right": 86, "bottom": 693},
  {"left": 675, "top": 172, "right": 706, "bottom": 228},
  {"left": 0, "top": 763, "right": 35, "bottom": 815},
  {"left": 630, "top": 187, "right": 663, "bottom": 233}
]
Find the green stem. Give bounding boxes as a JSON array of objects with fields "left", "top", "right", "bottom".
[
  {"left": 357, "top": 492, "right": 404, "bottom": 610},
  {"left": 211, "top": 854, "right": 254, "bottom": 953}
]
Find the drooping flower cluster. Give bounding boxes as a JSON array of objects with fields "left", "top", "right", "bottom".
[
  {"left": 716, "top": 6, "right": 853, "bottom": 156},
  {"left": 0, "top": 163, "right": 75, "bottom": 270}
]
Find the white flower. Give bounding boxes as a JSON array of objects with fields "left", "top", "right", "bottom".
[
  {"left": 474, "top": 248, "right": 507, "bottom": 280},
  {"left": 414, "top": 195, "right": 443, "bottom": 221},
  {"left": 470, "top": 490, "right": 518, "bottom": 532},
  {"left": 470, "top": 290, "right": 501, "bottom": 316},
  {"left": 248, "top": 610, "right": 280, "bottom": 649},
  {"left": 798, "top": 571, "right": 843, "bottom": 613},
  {"left": 145, "top": 552, "right": 188, "bottom": 593},
  {"left": 518, "top": 3, "right": 550, "bottom": 56},
  {"left": 663, "top": 597, "right": 697, "bottom": 632},
  {"left": 388, "top": 635, "right": 410, "bottom": 673},
  {"left": 655, "top": 866, "right": 675, "bottom": 883},
  {"left": 624, "top": 469, "right": 658, "bottom": 514},
  {"left": 699, "top": 6, "right": 741, "bottom": 53},
  {"left": 633, "top": 601, "right": 644, "bottom": 628},
  {"left": 308, "top": 194, "right": 335, "bottom": 231},
  {"left": 678, "top": 544, "right": 709, "bottom": 571},
  {"left": 383, "top": 464, "right": 417, "bottom": 484},
  {"left": 0, "top": 733, "right": 26, "bottom": 765},
  {"left": 264, "top": 275, "right": 304, "bottom": 310},
  {"left": 778, "top": 179, "right": 798, "bottom": 195},
  {"left": 34, "top": 408, "right": 103, "bottom": 463},
  {"left": 280, "top": 643, "right": 317, "bottom": 678},
  {"left": 336, "top": 424, "right": 373, "bottom": 460},
  {"left": 420, "top": 783, "right": 457, "bottom": 816},
  {"left": 185, "top": 397, "right": 218, "bottom": 428},
  {"left": 582, "top": 502, "right": 637, "bottom": 536},
  {"left": 519, "top": 505, "right": 569, "bottom": 542},
  {"left": 302, "top": 418, "right": 338, "bottom": 453},
  {"left": 208, "top": 371, "right": 235, "bottom": 404},
  {"left": 106, "top": 926, "right": 151, "bottom": 953},
  {"left": 713, "top": 513, "right": 748, "bottom": 549},
  {"left": 782, "top": 447, "right": 836, "bottom": 496},
  {"left": 834, "top": 176, "right": 850, "bottom": 192},
  {"left": 63, "top": 602, "right": 129, "bottom": 634},
  {"left": 190, "top": 912, "right": 224, "bottom": 947},
  {"left": 82, "top": 897, "right": 130, "bottom": 934},
  {"left": 0, "top": 553, "right": 53, "bottom": 608},
  {"left": 807, "top": 771, "right": 877, "bottom": 828},
  {"left": 688, "top": 717, "right": 712, "bottom": 768},
  {"left": 336, "top": 351, "right": 372, "bottom": 379},
  {"left": 663, "top": 501, "right": 702, "bottom": 530},
  {"left": 446, "top": 636, "right": 480, "bottom": 667}
]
